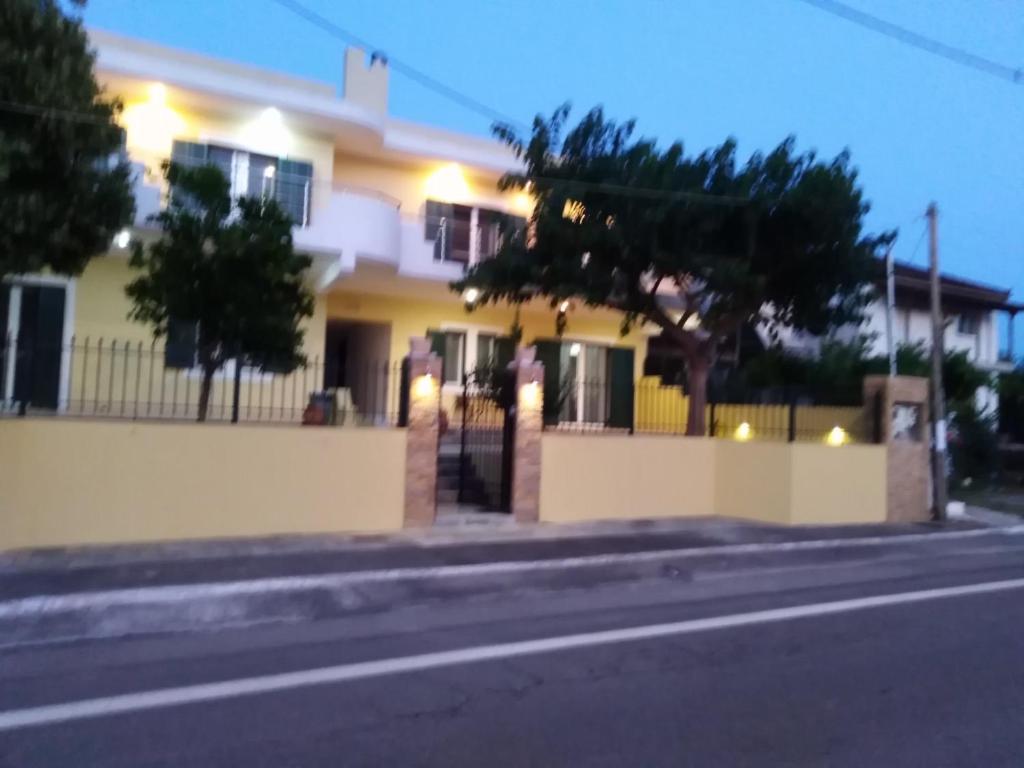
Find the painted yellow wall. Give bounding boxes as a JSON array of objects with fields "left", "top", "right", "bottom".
[
  {"left": 325, "top": 291, "right": 648, "bottom": 377},
  {"left": 538, "top": 432, "right": 887, "bottom": 526},
  {"left": 0, "top": 419, "right": 406, "bottom": 550},
  {"left": 538, "top": 433, "right": 716, "bottom": 523},
  {"left": 713, "top": 441, "right": 794, "bottom": 525},
  {"left": 789, "top": 444, "right": 887, "bottom": 525},
  {"left": 333, "top": 154, "right": 531, "bottom": 218}
]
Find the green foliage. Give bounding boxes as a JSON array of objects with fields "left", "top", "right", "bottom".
[
  {"left": 456, "top": 105, "right": 890, "bottom": 433},
  {"left": 0, "top": 0, "right": 134, "bottom": 277},
  {"left": 948, "top": 400, "right": 1000, "bottom": 486},
  {"left": 127, "top": 162, "right": 314, "bottom": 420},
  {"left": 998, "top": 367, "right": 1024, "bottom": 443}
]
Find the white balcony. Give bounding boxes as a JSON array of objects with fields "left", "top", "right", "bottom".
[
  {"left": 295, "top": 186, "right": 402, "bottom": 270},
  {"left": 131, "top": 162, "right": 162, "bottom": 227}
]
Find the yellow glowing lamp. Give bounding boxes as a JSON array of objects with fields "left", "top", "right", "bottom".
[
  {"left": 826, "top": 426, "right": 848, "bottom": 447},
  {"left": 734, "top": 422, "right": 752, "bottom": 442},
  {"left": 120, "top": 81, "right": 186, "bottom": 157},
  {"left": 424, "top": 163, "right": 470, "bottom": 203},
  {"left": 413, "top": 373, "right": 436, "bottom": 399}
]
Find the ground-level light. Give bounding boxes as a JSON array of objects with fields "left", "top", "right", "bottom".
[{"left": 734, "top": 422, "right": 752, "bottom": 441}]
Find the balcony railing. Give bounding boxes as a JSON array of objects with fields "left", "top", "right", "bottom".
[{"left": 430, "top": 218, "right": 505, "bottom": 266}]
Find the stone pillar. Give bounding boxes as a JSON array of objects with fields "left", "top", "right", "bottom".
[
  {"left": 404, "top": 337, "right": 442, "bottom": 527},
  {"left": 863, "top": 375, "right": 931, "bottom": 523},
  {"left": 510, "top": 346, "right": 544, "bottom": 524}
]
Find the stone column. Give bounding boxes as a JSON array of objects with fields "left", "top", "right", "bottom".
[
  {"left": 863, "top": 375, "right": 931, "bottom": 523},
  {"left": 510, "top": 346, "right": 544, "bottom": 524},
  {"left": 404, "top": 337, "right": 442, "bottom": 527}
]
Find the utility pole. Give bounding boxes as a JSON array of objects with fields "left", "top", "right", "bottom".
[
  {"left": 927, "top": 202, "right": 947, "bottom": 521},
  {"left": 885, "top": 245, "right": 897, "bottom": 376}
]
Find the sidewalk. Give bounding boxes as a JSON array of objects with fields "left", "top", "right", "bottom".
[
  {"left": 1, "top": 514, "right": 1014, "bottom": 649},
  {"left": 0, "top": 516, "right": 983, "bottom": 602}
]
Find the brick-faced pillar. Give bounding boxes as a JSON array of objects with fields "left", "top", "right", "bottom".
[
  {"left": 404, "top": 336, "right": 442, "bottom": 527},
  {"left": 863, "top": 375, "right": 931, "bottom": 522},
  {"left": 510, "top": 346, "right": 544, "bottom": 524}
]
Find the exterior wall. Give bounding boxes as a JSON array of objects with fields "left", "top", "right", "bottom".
[
  {"left": 539, "top": 433, "right": 887, "bottom": 526},
  {"left": 538, "top": 434, "right": 716, "bottom": 523},
  {"left": 0, "top": 419, "right": 406, "bottom": 550}
]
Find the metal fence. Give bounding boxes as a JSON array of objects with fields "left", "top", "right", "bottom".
[
  {"left": 0, "top": 336, "right": 402, "bottom": 426},
  {"left": 553, "top": 375, "right": 882, "bottom": 444}
]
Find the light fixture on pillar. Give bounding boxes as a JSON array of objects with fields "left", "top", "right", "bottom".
[{"left": 413, "top": 372, "right": 436, "bottom": 399}]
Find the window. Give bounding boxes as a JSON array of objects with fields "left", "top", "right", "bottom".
[
  {"left": 476, "top": 333, "right": 514, "bottom": 370},
  {"left": 957, "top": 314, "right": 980, "bottom": 336},
  {"left": 170, "top": 141, "right": 313, "bottom": 226},
  {"left": 428, "top": 330, "right": 466, "bottom": 385},
  {"left": 425, "top": 202, "right": 526, "bottom": 264}
]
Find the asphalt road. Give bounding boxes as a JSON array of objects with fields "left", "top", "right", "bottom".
[{"left": 2, "top": 531, "right": 1024, "bottom": 766}]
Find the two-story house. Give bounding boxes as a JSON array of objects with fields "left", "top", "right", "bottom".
[{"left": 0, "top": 29, "right": 647, "bottom": 426}]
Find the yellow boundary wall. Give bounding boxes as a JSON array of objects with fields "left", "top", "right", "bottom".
[
  {"left": 0, "top": 419, "right": 406, "bottom": 550},
  {"left": 540, "top": 433, "right": 887, "bottom": 526}
]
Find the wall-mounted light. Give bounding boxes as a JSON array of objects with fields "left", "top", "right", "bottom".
[
  {"left": 413, "top": 372, "right": 436, "bottom": 399},
  {"left": 113, "top": 229, "right": 131, "bottom": 249},
  {"left": 239, "top": 107, "right": 292, "bottom": 157},
  {"left": 463, "top": 287, "right": 480, "bottom": 306},
  {"left": 734, "top": 422, "right": 752, "bottom": 441},
  {"left": 826, "top": 426, "right": 848, "bottom": 447},
  {"left": 120, "top": 81, "right": 186, "bottom": 157},
  {"left": 558, "top": 300, "right": 570, "bottom": 313},
  {"left": 569, "top": 342, "right": 582, "bottom": 358},
  {"left": 521, "top": 379, "right": 541, "bottom": 408},
  {"left": 424, "top": 163, "right": 470, "bottom": 203},
  {"left": 263, "top": 165, "right": 276, "bottom": 179}
]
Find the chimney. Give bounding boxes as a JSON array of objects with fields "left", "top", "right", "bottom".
[{"left": 343, "top": 48, "right": 389, "bottom": 114}]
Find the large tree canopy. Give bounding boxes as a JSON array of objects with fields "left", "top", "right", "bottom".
[
  {"left": 127, "top": 162, "right": 314, "bottom": 421},
  {"left": 0, "top": 0, "right": 134, "bottom": 278},
  {"left": 456, "top": 105, "right": 893, "bottom": 434}
]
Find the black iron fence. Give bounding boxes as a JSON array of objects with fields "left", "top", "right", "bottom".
[
  {"left": 551, "top": 375, "right": 883, "bottom": 444},
  {"left": 0, "top": 336, "right": 402, "bottom": 426}
]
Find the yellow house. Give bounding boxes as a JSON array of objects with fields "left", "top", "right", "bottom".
[{"left": 0, "top": 29, "right": 651, "bottom": 428}]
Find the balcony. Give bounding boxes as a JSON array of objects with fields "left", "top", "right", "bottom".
[{"left": 295, "top": 186, "right": 402, "bottom": 271}]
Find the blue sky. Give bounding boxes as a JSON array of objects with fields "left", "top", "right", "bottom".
[{"left": 84, "top": 0, "right": 1023, "bottom": 351}]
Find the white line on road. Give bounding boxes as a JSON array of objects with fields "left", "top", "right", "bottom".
[
  {"left": 2, "top": 576, "right": 1024, "bottom": 732},
  {"left": 3, "top": 525, "right": 1023, "bottom": 619}
]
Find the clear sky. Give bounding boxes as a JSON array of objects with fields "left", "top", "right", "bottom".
[{"left": 83, "top": 0, "right": 1023, "bottom": 352}]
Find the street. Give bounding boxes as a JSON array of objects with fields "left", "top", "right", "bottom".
[{"left": 2, "top": 529, "right": 1024, "bottom": 766}]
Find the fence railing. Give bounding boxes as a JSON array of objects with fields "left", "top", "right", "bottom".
[
  {"left": 553, "top": 375, "right": 882, "bottom": 444},
  {"left": 0, "top": 337, "right": 402, "bottom": 427}
]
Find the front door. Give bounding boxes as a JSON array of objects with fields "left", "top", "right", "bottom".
[{"left": 2, "top": 283, "right": 67, "bottom": 410}]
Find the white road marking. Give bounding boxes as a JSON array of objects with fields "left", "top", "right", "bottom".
[
  {"left": 2, "top": 576, "right": 1023, "bottom": 732},
  {"left": 2, "top": 525, "right": 1022, "bottom": 620}
]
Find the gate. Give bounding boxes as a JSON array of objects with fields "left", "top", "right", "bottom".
[{"left": 438, "top": 368, "right": 515, "bottom": 512}]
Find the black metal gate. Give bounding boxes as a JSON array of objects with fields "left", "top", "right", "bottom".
[{"left": 438, "top": 368, "right": 515, "bottom": 512}]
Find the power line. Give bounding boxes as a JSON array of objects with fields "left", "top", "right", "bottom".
[
  {"left": 795, "top": 0, "right": 1023, "bottom": 85},
  {"left": 266, "top": 0, "right": 530, "bottom": 130}
]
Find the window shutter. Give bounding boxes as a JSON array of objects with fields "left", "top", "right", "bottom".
[
  {"left": 277, "top": 159, "right": 314, "bottom": 225},
  {"left": 494, "top": 336, "right": 515, "bottom": 369},
  {"left": 607, "top": 347, "right": 635, "bottom": 430},
  {"left": 165, "top": 318, "right": 197, "bottom": 369},
  {"left": 533, "top": 339, "right": 562, "bottom": 427}
]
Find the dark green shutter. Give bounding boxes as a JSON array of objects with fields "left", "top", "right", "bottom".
[
  {"left": 165, "top": 318, "right": 197, "bottom": 369},
  {"left": 494, "top": 337, "right": 515, "bottom": 369},
  {"left": 534, "top": 339, "right": 562, "bottom": 427},
  {"left": 607, "top": 347, "right": 635, "bottom": 431}
]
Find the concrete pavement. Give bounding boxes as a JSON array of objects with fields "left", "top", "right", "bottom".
[{"left": 2, "top": 527, "right": 1024, "bottom": 765}]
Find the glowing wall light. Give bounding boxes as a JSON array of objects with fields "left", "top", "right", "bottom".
[
  {"left": 120, "top": 82, "right": 187, "bottom": 157},
  {"left": 734, "top": 422, "right": 752, "bottom": 442},
  {"left": 239, "top": 107, "right": 293, "bottom": 157},
  {"left": 826, "top": 426, "right": 848, "bottom": 447},
  {"left": 413, "top": 372, "right": 436, "bottom": 400},
  {"left": 521, "top": 380, "right": 541, "bottom": 408},
  {"left": 424, "top": 163, "right": 470, "bottom": 203}
]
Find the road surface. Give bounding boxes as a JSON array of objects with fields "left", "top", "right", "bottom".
[{"left": 2, "top": 529, "right": 1023, "bottom": 766}]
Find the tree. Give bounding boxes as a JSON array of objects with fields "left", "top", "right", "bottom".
[
  {"left": 126, "top": 162, "right": 314, "bottom": 421},
  {"left": 0, "top": 0, "right": 134, "bottom": 278},
  {"left": 455, "top": 106, "right": 891, "bottom": 434}
]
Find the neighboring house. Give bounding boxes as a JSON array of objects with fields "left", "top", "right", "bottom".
[
  {"left": 0, "top": 30, "right": 648, "bottom": 427},
  {"left": 770, "top": 261, "right": 1020, "bottom": 413}
]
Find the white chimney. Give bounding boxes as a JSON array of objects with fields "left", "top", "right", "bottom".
[{"left": 343, "top": 48, "right": 388, "bottom": 114}]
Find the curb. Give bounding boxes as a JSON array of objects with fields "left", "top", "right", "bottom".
[{"left": 2, "top": 524, "right": 1022, "bottom": 626}]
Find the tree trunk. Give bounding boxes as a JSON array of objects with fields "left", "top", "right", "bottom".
[
  {"left": 197, "top": 364, "right": 216, "bottom": 423},
  {"left": 685, "top": 356, "right": 710, "bottom": 436}
]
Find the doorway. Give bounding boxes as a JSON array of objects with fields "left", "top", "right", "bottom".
[
  {"left": 1, "top": 281, "right": 70, "bottom": 411},
  {"left": 324, "top": 320, "right": 392, "bottom": 424}
]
